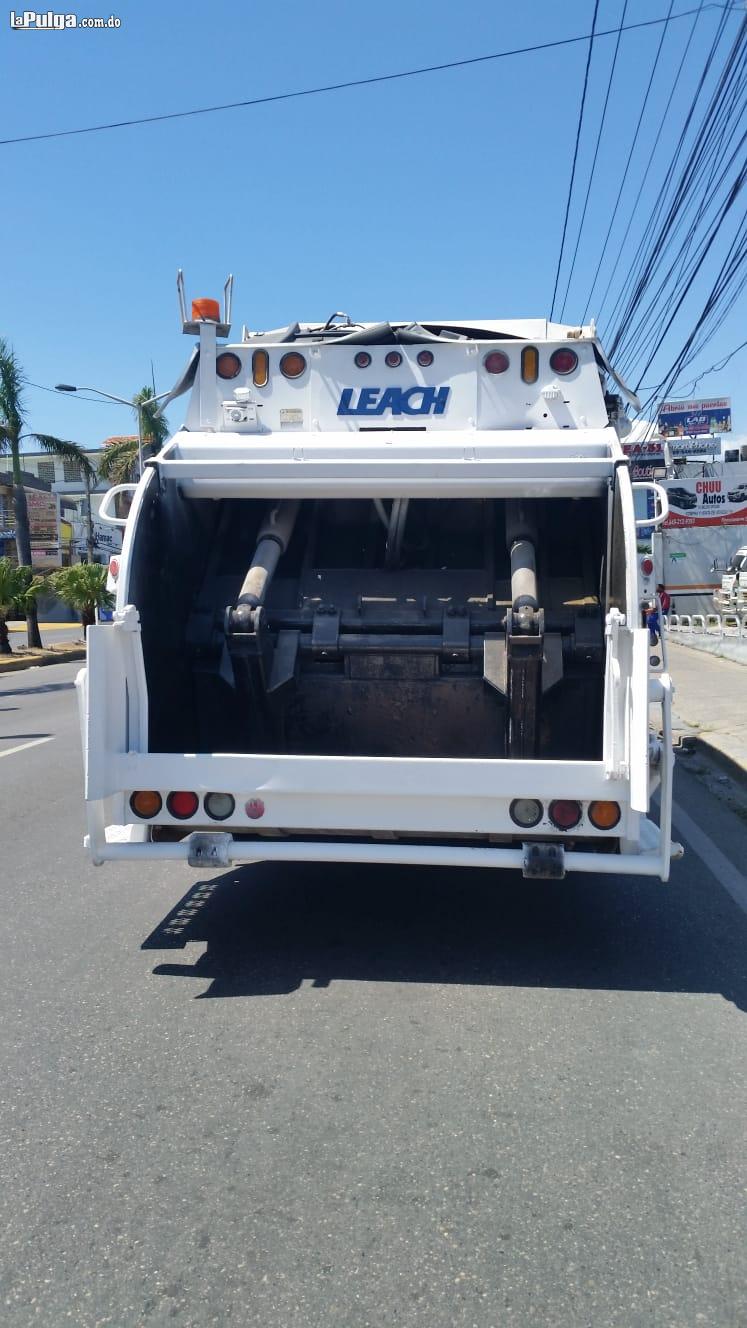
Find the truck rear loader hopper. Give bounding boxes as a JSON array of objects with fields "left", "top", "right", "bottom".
[{"left": 78, "top": 297, "right": 680, "bottom": 880}]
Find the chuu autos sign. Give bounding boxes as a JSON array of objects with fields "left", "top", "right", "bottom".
[
  {"left": 657, "top": 397, "right": 731, "bottom": 437},
  {"left": 662, "top": 467, "right": 747, "bottom": 528}
]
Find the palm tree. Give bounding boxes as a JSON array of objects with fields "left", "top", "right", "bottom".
[
  {"left": 51, "top": 562, "right": 113, "bottom": 634},
  {"left": 0, "top": 558, "right": 45, "bottom": 654},
  {"left": 0, "top": 338, "right": 96, "bottom": 647},
  {"left": 97, "top": 387, "right": 169, "bottom": 485}
]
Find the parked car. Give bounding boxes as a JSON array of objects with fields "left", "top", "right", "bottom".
[{"left": 667, "top": 486, "right": 698, "bottom": 510}]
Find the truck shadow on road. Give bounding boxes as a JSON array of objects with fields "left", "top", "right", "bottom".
[{"left": 143, "top": 860, "right": 747, "bottom": 1009}]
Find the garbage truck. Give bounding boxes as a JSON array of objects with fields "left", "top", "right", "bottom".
[{"left": 79, "top": 273, "right": 681, "bottom": 880}]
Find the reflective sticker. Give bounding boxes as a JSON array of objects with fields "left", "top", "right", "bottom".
[{"left": 280, "top": 408, "right": 304, "bottom": 427}]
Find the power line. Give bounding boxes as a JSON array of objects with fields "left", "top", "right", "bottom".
[
  {"left": 558, "top": 0, "right": 629, "bottom": 321},
  {"left": 605, "top": 12, "right": 746, "bottom": 380},
  {"left": 593, "top": 0, "right": 707, "bottom": 328},
  {"left": 581, "top": 0, "right": 678, "bottom": 322},
  {"left": 601, "top": 3, "right": 735, "bottom": 339},
  {"left": 550, "top": 0, "right": 601, "bottom": 322},
  {"left": 1, "top": 4, "right": 740, "bottom": 147},
  {"left": 26, "top": 380, "right": 114, "bottom": 405},
  {"left": 678, "top": 337, "right": 747, "bottom": 393}
]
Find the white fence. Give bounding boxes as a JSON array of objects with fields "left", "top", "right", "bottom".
[{"left": 665, "top": 613, "right": 747, "bottom": 638}]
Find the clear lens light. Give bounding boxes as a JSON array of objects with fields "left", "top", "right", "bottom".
[
  {"left": 510, "top": 798, "right": 543, "bottom": 828},
  {"left": 205, "top": 792, "right": 235, "bottom": 821}
]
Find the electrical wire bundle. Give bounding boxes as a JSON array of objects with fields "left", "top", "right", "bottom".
[
  {"left": 605, "top": 12, "right": 745, "bottom": 420},
  {"left": 551, "top": 0, "right": 746, "bottom": 419}
]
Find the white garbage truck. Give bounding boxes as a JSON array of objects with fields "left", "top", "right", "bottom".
[{"left": 79, "top": 274, "right": 681, "bottom": 881}]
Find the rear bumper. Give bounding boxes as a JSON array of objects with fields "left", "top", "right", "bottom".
[{"left": 85, "top": 819, "right": 682, "bottom": 880}]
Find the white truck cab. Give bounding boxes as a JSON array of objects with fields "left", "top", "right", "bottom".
[{"left": 80, "top": 274, "right": 680, "bottom": 881}]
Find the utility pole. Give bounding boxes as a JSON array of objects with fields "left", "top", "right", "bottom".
[{"left": 83, "top": 466, "right": 95, "bottom": 563}]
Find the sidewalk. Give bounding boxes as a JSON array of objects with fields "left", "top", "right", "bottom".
[{"left": 668, "top": 640, "right": 747, "bottom": 779}]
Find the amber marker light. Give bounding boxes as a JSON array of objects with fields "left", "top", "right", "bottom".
[
  {"left": 521, "top": 346, "right": 539, "bottom": 384},
  {"left": 588, "top": 801, "right": 621, "bottom": 830},
  {"left": 252, "top": 350, "right": 269, "bottom": 387},
  {"left": 130, "top": 790, "right": 162, "bottom": 819}
]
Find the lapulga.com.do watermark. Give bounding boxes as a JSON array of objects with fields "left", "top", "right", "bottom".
[{"left": 10, "top": 9, "right": 121, "bottom": 26}]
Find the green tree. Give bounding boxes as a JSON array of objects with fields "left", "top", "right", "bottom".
[
  {"left": 0, "top": 338, "right": 96, "bottom": 647},
  {"left": 97, "top": 386, "right": 169, "bottom": 485},
  {"left": 51, "top": 562, "right": 113, "bottom": 634},
  {"left": 0, "top": 559, "right": 45, "bottom": 654}
]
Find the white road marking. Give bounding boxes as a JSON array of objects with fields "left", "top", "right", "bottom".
[
  {"left": 0, "top": 736, "right": 55, "bottom": 760},
  {"left": 672, "top": 799, "right": 747, "bottom": 915}
]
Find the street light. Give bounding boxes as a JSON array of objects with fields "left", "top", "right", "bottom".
[{"left": 55, "top": 382, "right": 171, "bottom": 479}]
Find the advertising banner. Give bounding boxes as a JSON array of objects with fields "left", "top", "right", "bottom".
[
  {"left": 657, "top": 397, "right": 731, "bottom": 437},
  {"left": 25, "top": 488, "right": 57, "bottom": 540},
  {"left": 662, "top": 466, "right": 747, "bottom": 528},
  {"left": 624, "top": 437, "right": 720, "bottom": 468}
]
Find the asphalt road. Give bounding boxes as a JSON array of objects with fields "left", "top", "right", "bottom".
[{"left": 1, "top": 660, "right": 745, "bottom": 1328}]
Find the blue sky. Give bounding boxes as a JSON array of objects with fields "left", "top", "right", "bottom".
[{"left": 2, "top": 0, "right": 745, "bottom": 450}]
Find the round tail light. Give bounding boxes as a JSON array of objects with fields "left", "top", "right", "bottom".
[
  {"left": 549, "top": 799, "right": 582, "bottom": 831},
  {"left": 385, "top": 350, "right": 402, "bottom": 368},
  {"left": 484, "top": 351, "right": 509, "bottom": 374},
  {"left": 109, "top": 557, "right": 119, "bottom": 579},
  {"left": 417, "top": 350, "right": 434, "bottom": 367},
  {"left": 167, "top": 791, "right": 199, "bottom": 820},
  {"left": 216, "top": 352, "right": 242, "bottom": 380},
  {"left": 510, "top": 798, "right": 543, "bottom": 828},
  {"left": 588, "top": 800, "right": 621, "bottom": 830},
  {"left": 354, "top": 351, "right": 372, "bottom": 369},
  {"left": 641, "top": 558, "right": 654, "bottom": 576},
  {"left": 204, "top": 792, "right": 235, "bottom": 821},
  {"left": 279, "top": 352, "right": 307, "bottom": 379},
  {"left": 549, "top": 348, "right": 578, "bottom": 375},
  {"left": 130, "top": 790, "right": 162, "bottom": 819}
]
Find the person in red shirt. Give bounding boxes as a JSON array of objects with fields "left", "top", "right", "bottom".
[{"left": 657, "top": 583, "right": 671, "bottom": 613}]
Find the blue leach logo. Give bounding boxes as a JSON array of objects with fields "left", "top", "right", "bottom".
[{"left": 338, "top": 386, "right": 450, "bottom": 417}]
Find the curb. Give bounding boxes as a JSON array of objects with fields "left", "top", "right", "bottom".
[{"left": 0, "top": 646, "right": 86, "bottom": 674}]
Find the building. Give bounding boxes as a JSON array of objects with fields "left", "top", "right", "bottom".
[
  {"left": 18, "top": 442, "right": 129, "bottom": 564},
  {"left": 0, "top": 470, "right": 60, "bottom": 568}
]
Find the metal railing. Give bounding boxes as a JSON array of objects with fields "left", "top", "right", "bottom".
[{"left": 665, "top": 612, "right": 747, "bottom": 638}]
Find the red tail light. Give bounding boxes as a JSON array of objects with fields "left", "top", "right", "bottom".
[
  {"left": 216, "top": 352, "right": 242, "bottom": 380},
  {"left": 167, "top": 791, "right": 199, "bottom": 820},
  {"left": 109, "top": 557, "right": 119, "bottom": 579},
  {"left": 385, "top": 350, "right": 402, "bottom": 368},
  {"left": 549, "top": 348, "right": 578, "bottom": 375},
  {"left": 279, "top": 352, "right": 307, "bottom": 379},
  {"left": 549, "top": 799, "right": 582, "bottom": 830},
  {"left": 484, "top": 351, "right": 509, "bottom": 374}
]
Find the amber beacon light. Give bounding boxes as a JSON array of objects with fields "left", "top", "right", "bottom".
[{"left": 191, "top": 297, "right": 221, "bottom": 322}]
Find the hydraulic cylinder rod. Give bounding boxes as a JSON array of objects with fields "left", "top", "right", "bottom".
[
  {"left": 505, "top": 500, "right": 538, "bottom": 632},
  {"left": 237, "top": 500, "right": 299, "bottom": 609}
]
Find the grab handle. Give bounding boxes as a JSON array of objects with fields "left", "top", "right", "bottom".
[
  {"left": 98, "top": 484, "right": 137, "bottom": 527},
  {"left": 633, "top": 481, "right": 669, "bottom": 529}
]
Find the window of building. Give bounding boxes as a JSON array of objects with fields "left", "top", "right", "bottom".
[
  {"left": 37, "top": 461, "right": 56, "bottom": 484},
  {"left": 63, "top": 459, "right": 82, "bottom": 483}
]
